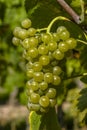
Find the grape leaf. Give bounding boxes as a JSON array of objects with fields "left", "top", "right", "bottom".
[{"left": 77, "top": 88, "right": 87, "bottom": 112}]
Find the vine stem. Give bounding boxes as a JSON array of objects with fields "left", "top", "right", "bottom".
[
  {"left": 65, "top": 73, "right": 87, "bottom": 80},
  {"left": 56, "top": 0, "right": 82, "bottom": 24},
  {"left": 77, "top": 39, "right": 87, "bottom": 45},
  {"left": 47, "top": 16, "right": 69, "bottom": 34},
  {"left": 37, "top": 27, "right": 47, "bottom": 32}
]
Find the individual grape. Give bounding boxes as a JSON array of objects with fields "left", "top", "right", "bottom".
[
  {"left": 58, "top": 41, "right": 69, "bottom": 52},
  {"left": 46, "top": 88, "right": 56, "bottom": 98},
  {"left": 52, "top": 33, "right": 60, "bottom": 42},
  {"left": 38, "top": 44, "right": 48, "bottom": 55},
  {"left": 48, "top": 41, "right": 57, "bottom": 51},
  {"left": 28, "top": 37, "right": 38, "bottom": 48},
  {"left": 27, "top": 48, "right": 38, "bottom": 58},
  {"left": 13, "top": 27, "right": 21, "bottom": 37},
  {"left": 22, "top": 38, "right": 30, "bottom": 49},
  {"left": 53, "top": 75, "right": 61, "bottom": 85},
  {"left": 44, "top": 72, "right": 53, "bottom": 83},
  {"left": 66, "top": 38, "right": 77, "bottom": 49},
  {"left": 31, "top": 81, "right": 39, "bottom": 91},
  {"left": 27, "top": 102, "right": 40, "bottom": 111},
  {"left": 39, "top": 96, "right": 49, "bottom": 107},
  {"left": 39, "top": 55, "right": 50, "bottom": 66},
  {"left": 49, "top": 98, "right": 57, "bottom": 107},
  {"left": 30, "top": 92, "right": 40, "bottom": 103},
  {"left": 53, "top": 66, "right": 62, "bottom": 75},
  {"left": 53, "top": 49, "right": 64, "bottom": 60},
  {"left": 21, "top": 18, "right": 32, "bottom": 28},
  {"left": 26, "top": 69, "right": 34, "bottom": 78},
  {"left": 59, "top": 30, "right": 70, "bottom": 40},
  {"left": 17, "top": 29, "right": 28, "bottom": 40},
  {"left": 12, "top": 37, "right": 21, "bottom": 46},
  {"left": 32, "top": 62, "right": 42, "bottom": 72},
  {"left": 27, "top": 27, "right": 36, "bottom": 36},
  {"left": 39, "top": 81, "right": 48, "bottom": 91},
  {"left": 33, "top": 72, "right": 44, "bottom": 82},
  {"left": 26, "top": 88, "right": 33, "bottom": 96},
  {"left": 56, "top": 26, "right": 67, "bottom": 33},
  {"left": 41, "top": 33, "right": 51, "bottom": 43}
]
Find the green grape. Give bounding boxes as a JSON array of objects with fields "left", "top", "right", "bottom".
[
  {"left": 59, "top": 30, "right": 70, "bottom": 40},
  {"left": 44, "top": 72, "right": 53, "bottom": 83},
  {"left": 39, "top": 96, "right": 49, "bottom": 107},
  {"left": 28, "top": 37, "right": 38, "bottom": 48},
  {"left": 39, "top": 81, "right": 48, "bottom": 91},
  {"left": 53, "top": 75, "right": 61, "bottom": 85},
  {"left": 21, "top": 18, "right": 32, "bottom": 29},
  {"left": 27, "top": 48, "right": 38, "bottom": 58},
  {"left": 26, "top": 69, "right": 34, "bottom": 78},
  {"left": 38, "top": 44, "right": 48, "bottom": 55},
  {"left": 52, "top": 33, "right": 60, "bottom": 42},
  {"left": 46, "top": 88, "right": 56, "bottom": 98},
  {"left": 22, "top": 49, "right": 32, "bottom": 61},
  {"left": 26, "top": 61, "right": 33, "bottom": 70},
  {"left": 53, "top": 49, "right": 64, "bottom": 60},
  {"left": 56, "top": 26, "right": 67, "bottom": 33},
  {"left": 33, "top": 72, "right": 44, "bottom": 82},
  {"left": 27, "top": 102, "right": 40, "bottom": 111},
  {"left": 27, "top": 27, "right": 36, "bottom": 36},
  {"left": 66, "top": 38, "right": 77, "bottom": 49},
  {"left": 41, "top": 33, "right": 51, "bottom": 43},
  {"left": 12, "top": 37, "right": 21, "bottom": 46},
  {"left": 26, "top": 80, "right": 31, "bottom": 89},
  {"left": 31, "top": 81, "right": 39, "bottom": 91},
  {"left": 18, "top": 29, "right": 28, "bottom": 40},
  {"left": 13, "top": 27, "right": 21, "bottom": 37},
  {"left": 39, "top": 55, "right": 50, "bottom": 66},
  {"left": 22, "top": 38, "right": 30, "bottom": 49},
  {"left": 33, "top": 62, "right": 42, "bottom": 72},
  {"left": 26, "top": 88, "right": 33, "bottom": 96},
  {"left": 30, "top": 92, "right": 40, "bottom": 103},
  {"left": 58, "top": 41, "right": 69, "bottom": 52},
  {"left": 49, "top": 98, "right": 57, "bottom": 107},
  {"left": 53, "top": 66, "right": 62, "bottom": 75},
  {"left": 48, "top": 41, "right": 57, "bottom": 51}
]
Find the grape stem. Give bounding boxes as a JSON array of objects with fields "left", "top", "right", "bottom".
[
  {"left": 65, "top": 73, "right": 87, "bottom": 80},
  {"left": 37, "top": 28, "right": 47, "bottom": 32},
  {"left": 47, "top": 16, "right": 70, "bottom": 34},
  {"left": 77, "top": 39, "right": 87, "bottom": 45}
]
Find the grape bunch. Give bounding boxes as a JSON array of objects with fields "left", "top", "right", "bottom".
[{"left": 12, "top": 18, "right": 77, "bottom": 113}]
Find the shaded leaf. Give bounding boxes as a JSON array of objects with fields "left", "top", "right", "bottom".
[{"left": 80, "top": 75, "right": 87, "bottom": 83}]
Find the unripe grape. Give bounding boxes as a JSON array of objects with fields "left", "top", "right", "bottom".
[
  {"left": 26, "top": 88, "right": 33, "bottom": 96},
  {"left": 41, "top": 33, "right": 51, "bottom": 43},
  {"left": 26, "top": 69, "right": 34, "bottom": 78},
  {"left": 27, "top": 102, "right": 40, "bottom": 111},
  {"left": 49, "top": 98, "right": 57, "bottom": 107},
  {"left": 53, "top": 66, "right": 62, "bottom": 75},
  {"left": 28, "top": 37, "right": 38, "bottom": 47},
  {"left": 18, "top": 29, "right": 28, "bottom": 40},
  {"left": 59, "top": 30, "right": 70, "bottom": 40},
  {"left": 48, "top": 41, "right": 57, "bottom": 51},
  {"left": 12, "top": 37, "right": 21, "bottom": 46},
  {"left": 27, "top": 28, "right": 36, "bottom": 36},
  {"left": 46, "top": 88, "right": 56, "bottom": 98},
  {"left": 13, "top": 27, "right": 21, "bottom": 37},
  {"left": 33, "top": 62, "right": 42, "bottom": 72},
  {"left": 58, "top": 41, "right": 69, "bottom": 52},
  {"left": 31, "top": 81, "right": 39, "bottom": 91},
  {"left": 39, "top": 96, "right": 49, "bottom": 107},
  {"left": 30, "top": 92, "right": 40, "bottom": 103},
  {"left": 39, "top": 55, "right": 50, "bottom": 66},
  {"left": 21, "top": 18, "right": 32, "bottom": 28},
  {"left": 44, "top": 72, "right": 53, "bottom": 83},
  {"left": 53, "top": 49, "right": 64, "bottom": 60},
  {"left": 53, "top": 75, "right": 61, "bottom": 85},
  {"left": 33, "top": 72, "right": 44, "bottom": 82},
  {"left": 39, "top": 81, "right": 48, "bottom": 91},
  {"left": 66, "top": 38, "right": 77, "bottom": 49},
  {"left": 22, "top": 38, "right": 30, "bottom": 49},
  {"left": 27, "top": 48, "right": 38, "bottom": 58},
  {"left": 56, "top": 26, "right": 67, "bottom": 33},
  {"left": 52, "top": 33, "right": 60, "bottom": 42},
  {"left": 38, "top": 44, "right": 48, "bottom": 55}
]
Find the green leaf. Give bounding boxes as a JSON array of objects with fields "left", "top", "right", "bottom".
[
  {"left": 77, "top": 88, "right": 87, "bottom": 112},
  {"left": 80, "top": 75, "right": 87, "bottom": 83},
  {"left": 29, "top": 111, "right": 42, "bottom": 130}
]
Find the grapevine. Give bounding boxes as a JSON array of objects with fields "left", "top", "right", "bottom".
[{"left": 12, "top": 16, "right": 78, "bottom": 113}]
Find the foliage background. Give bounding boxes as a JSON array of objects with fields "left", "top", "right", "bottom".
[{"left": 0, "top": 0, "right": 87, "bottom": 130}]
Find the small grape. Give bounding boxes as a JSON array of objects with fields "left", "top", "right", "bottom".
[
  {"left": 58, "top": 41, "right": 69, "bottom": 52},
  {"left": 39, "top": 81, "right": 48, "bottom": 91},
  {"left": 53, "top": 66, "right": 62, "bottom": 75},
  {"left": 41, "top": 33, "right": 51, "bottom": 43},
  {"left": 52, "top": 33, "right": 60, "bottom": 42},
  {"left": 27, "top": 48, "right": 38, "bottom": 58},
  {"left": 53, "top": 49, "right": 64, "bottom": 60},
  {"left": 27, "top": 27, "right": 36, "bottom": 36},
  {"left": 44, "top": 72, "right": 53, "bottom": 83},
  {"left": 46, "top": 88, "right": 56, "bottom": 98},
  {"left": 33, "top": 72, "right": 44, "bottom": 82},
  {"left": 49, "top": 98, "right": 57, "bottom": 107},
  {"left": 48, "top": 41, "right": 57, "bottom": 51},
  {"left": 21, "top": 18, "right": 32, "bottom": 28},
  {"left": 39, "top": 55, "right": 50, "bottom": 66},
  {"left": 13, "top": 27, "right": 21, "bottom": 37},
  {"left": 39, "top": 96, "right": 49, "bottom": 107},
  {"left": 56, "top": 26, "right": 67, "bottom": 33},
  {"left": 30, "top": 92, "right": 40, "bottom": 103},
  {"left": 22, "top": 38, "right": 30, "bottom": 49},
  {"left": 66, "top": 38, "right": 77, "bottom": 49},
  {"left": 31, "top": 81, "right": 39, "bottom": 91},
  {"left": 59, "top": 30, "right": 70, "bottom": 40},
  {"left": 33, "top": 62, "right": 42, "bottom": 72},
  {"left": 28, "top": 37, "right": 38, "bottom": 48},
  {"left": 53, "top": 75, "right": 61, "bottom": 85},
  {"left": 12, "top": 37, "right": 21, "bottom": 46},
  {"left": 38, "top": 44, "right": 48, "bottom": 55},
  {"left": 27, "top": 102, "right": 40, "bottom": 111},
  {"left": 26, "top": 88, "right": 33, "bottom": 96},
  {"left": 18, "top": 29, "right": 28, "bottom": 40},
  {"left": 26, "top": 69, "right": 34, "bottom": 78}
]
